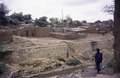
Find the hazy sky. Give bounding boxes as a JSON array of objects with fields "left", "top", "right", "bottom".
[{"left": 1, "top": 0, "right": 113, "bottom": 22}]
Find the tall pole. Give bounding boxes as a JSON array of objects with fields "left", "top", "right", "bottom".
[{"left": 61, "top": 10, "right": 64, "bottom": 21}]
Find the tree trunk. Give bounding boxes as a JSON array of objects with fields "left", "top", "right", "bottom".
[{"left": 114, "top": 0, "right": 120, "bottom": 72}]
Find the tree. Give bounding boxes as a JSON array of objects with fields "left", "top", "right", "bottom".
[
  {"left": 49, "top": 17, "right": 60, "bottom": 27},
  {"left": 94, "top": 20, "right": 101, "bottom": 23},
  {"left": 10, "top": 12, "right": 32, "bottom": 25},
  {"left": 73, "top": 20, "right": 82, "bottom": 27},
  {"left": 82, "top": 20, "right": 87, "bottom": 23},
  {"left": 66, "top": 16, "right": 73, "bottom": 27},
  {"left": 113, "top": 0, "right": 120, "bottom": 72},
  {"left": 104, "top": 1, "right": 114, "bottom": 14},
  {"left": 35, "top": 16, "right": 48, "bottom": 27},
  {"left": 10, "top": 12, "right": 24, "bottom": 22},
  {"left": 104, "top": 5, "right": 114, "bottom": 14},
  {"left": 61, "top": 15, "right": 73, "bottom": 27},
  {"left": 0, "top": 3, "right": 9, "bottom": 26},
  {"left": 23, "top": 14, "right": 32, "bottom": 24}
]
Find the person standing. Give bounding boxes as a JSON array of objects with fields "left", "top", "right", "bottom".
[{"left": 95, "top": 48, "right": 103, "bottom": 73}]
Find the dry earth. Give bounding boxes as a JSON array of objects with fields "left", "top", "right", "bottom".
[{"left": 0, "top": 33, "right": 114, "bottom": 78}]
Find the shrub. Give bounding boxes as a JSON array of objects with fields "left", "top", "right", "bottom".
[
  {"left": 0, "top": 41, "right": 8, "bottom": 45},
  {"left": 0, "top": 45, "right": 9, "bottom": 54},
  {"left": 0, "top": 62, "right": 8, "bottom": 75},
  {"left": 106, "top": 59, "right": 114, "bottom": 68},
  {"left": 66, "top": 58, "right": 81, "bottom": 66}
]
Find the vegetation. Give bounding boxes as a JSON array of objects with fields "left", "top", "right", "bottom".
[
  {"left": 73, "top": 20, "right": 82, "bottom": 27},
  {"left": 9, "top": 12, "right": 32, "bottom": 25},
  {"left": 66, "top": 57, "right": 81, "bottom": 66},
  {"left": 0, "top": 3, "right": 9, "bottom": 26},
  {"left": 104, "top": 1, "right": 114, "bottom": 14},
  {"left": 34, "top": 16, "right": 48, "bottom": 27},
  {"left": 0, "top": 62, "right": 8, "bottom": 75},
  {"left": 107, "top": 59, "right": 114, "bottom": 68}
]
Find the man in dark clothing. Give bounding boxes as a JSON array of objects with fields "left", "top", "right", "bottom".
[{"left": 95, "top": 48, "right": 103, "bottom": 73}]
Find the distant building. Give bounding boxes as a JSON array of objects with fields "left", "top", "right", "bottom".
[
  {"left": 63, "top": 27, "right": 86, "bottom": 33},
  {"left": 13, "top": 25, "right": 50, "bottom": 37}
]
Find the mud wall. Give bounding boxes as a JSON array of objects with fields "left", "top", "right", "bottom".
[
  {"left": 49, "top": 33, "right": 87, "bottom": 40},
  {"left": 9, "top": 37, "right": 114, "bottom": 64},
  {"left": 0, "top": 30, "right": 13, "bottom": 42},
  {"left": 13, "top": 26, "right": 50, "bottom": 37}
]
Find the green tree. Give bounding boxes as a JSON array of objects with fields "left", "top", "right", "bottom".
[
  {"left": 10, "top": 12, "right": 24, "bottom": 22},
  {"left": 0, "top": 3, "right": 9, "bottom": 26},
  {"left": 23, "top": 14, "right": 32, "bottom": 24},
  {"left": 10, "top": 12, "right": 32, "bottom": 25},
  {"left": 66, "top": 16, "right": 73, "bottom": 27},
  {"left": 62, "top": 15, "right": 73, "bottom": 27},
  {"left": 35, "top": 16, "right": 48, "bottom": 27},
  {"left": 49, "top": 17, "right": 60, "bottom": 27},
  {"left": 82, "top": 20, "right": 87, "bottom": 23},
  {"left": 73, "top": 20, "right": 82, "bottom": 27}
]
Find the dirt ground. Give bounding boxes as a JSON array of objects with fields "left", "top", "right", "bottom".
[
  {"left": 6, "top": 33, "right": 113, "bottom": 50},
  {"left": 1, "top": 33, "right": 114, "bottom": 77}
]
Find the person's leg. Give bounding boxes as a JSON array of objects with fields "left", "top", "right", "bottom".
[{"left": 96, "top": 63, "right": 100, "bottom": 73}]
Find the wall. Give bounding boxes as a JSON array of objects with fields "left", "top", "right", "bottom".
[
  {"left": 13, "top": 26, "right": 50, "bottom": 37},
  {"left": 35, "top": 27, "right": 50, "bottom": 37},
  {"left": 9, "top": 37, "right": 114, "bottom": 64},
  {"left": 0, "top": 30, "right": 13, "bottom": 42},
  {"left": 49, "top": 33, "right": 87, "bottom": 40}
]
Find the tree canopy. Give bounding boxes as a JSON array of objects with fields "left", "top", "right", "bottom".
[
  {"left": 35, "top": 16, "right": 48, "bottom": 27},
  {"left": 0, "top": 3, "right": 9, "bottom": 26}
]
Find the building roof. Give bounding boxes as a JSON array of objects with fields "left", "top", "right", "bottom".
[{"left": 63, "top": 27, "right": 86, "bottom": 32}]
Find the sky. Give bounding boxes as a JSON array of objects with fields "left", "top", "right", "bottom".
[{"left": 1, "top": 0, "right": 113, "bottom": 22}]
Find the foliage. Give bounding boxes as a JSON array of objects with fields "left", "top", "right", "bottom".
[
  {"left": 9, "top": 12, "right": 32, "bottom": 25},
  {"left": 0, "top": 62, "right": 8, "bottom": 75},
  {"left": 10, "top": 12, "right": 24, "bottom": 22},
  {"left": 82, "top": 20, "right": 87, "bottom": 23},
  {"left": 0, "top": 46, "right": 8, "bottom": 54},
  {"left": 94, "top": 20, "right": 102, "bottom": 23},
  {"left": 66, "top": 57, "right": 81, "bottom": 66},
  {"left": 35, "top": 16, "right": 48, "bottom": 27},
  {"left": 73, "top": 20, "right": 82, "bottom": 27},
  {"left": 103, "top": 0, "right": 114, "bottom": 14},
  {"left": 106, "top": 59, "right": 114, "bottom": 68},
  {"left": 0, "top": 41, "right": 10, "bottom": 54},
  {"left": 104, "top": 5, "right": 114, "bottom": 14},
  {"left": 49, "top": 17, "right": 60, "bottom": 27},
  {"left": 0, "top": 3, "right": 9, "bottom": 26},
  {"left": 65, "top": 15, "right": 73, "bottom": 27}
]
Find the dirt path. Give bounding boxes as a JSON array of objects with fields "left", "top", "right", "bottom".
[{"left": 51, "top": 67, "right": 120, "bottom": 78}]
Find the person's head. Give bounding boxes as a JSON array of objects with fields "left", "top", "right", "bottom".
[{"left": 96, "top": 48, "right": 100, "bottom": 53}]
